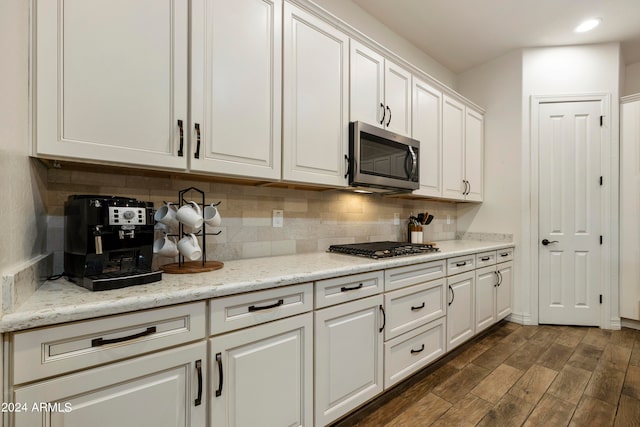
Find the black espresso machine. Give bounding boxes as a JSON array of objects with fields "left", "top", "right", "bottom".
[{"left": 64, "top": 195, "right": 162, "bottom": 291}]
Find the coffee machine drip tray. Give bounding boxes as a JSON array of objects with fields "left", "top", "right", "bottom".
[{"left": 79, "top": 270, "right": 163, "bottom": 292}]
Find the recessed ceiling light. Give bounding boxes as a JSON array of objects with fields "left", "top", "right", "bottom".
[{"left": 574, "top": 18, "right": 601, "bottom": 33}]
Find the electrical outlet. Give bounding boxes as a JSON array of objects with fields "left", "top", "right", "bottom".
[
  {"left": 393, "top": 213, "right": 400, "bottom": 225},
  {"left": 272, "top": 210, "right": 284, "bottom": 228}
]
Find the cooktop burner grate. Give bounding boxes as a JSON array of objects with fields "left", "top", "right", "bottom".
[{"left": 328, "top": 241, "right": 439, "bottom": 259}]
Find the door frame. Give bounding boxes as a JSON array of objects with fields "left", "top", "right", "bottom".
[{"left": 529, "top": 93, "right": 618, "bottom": 329}]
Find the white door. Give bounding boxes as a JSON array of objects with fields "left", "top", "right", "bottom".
[
  {"left": 314, "top": 295, "right": 384, "bottom": 426},
  {"left": 210, "top": 314, "right": 313, "bottom": 427},
  {"left": 446, "top": 271, "right": 475, "bottom": 351},
  {"left": 442, "top": 95, "right": 466, "bottom": 200},
  {"left": 496, "top": 261, "right": 513, "bottom": 321},
  {"left": 14, "top": 342, "right": 206, "bottom": 427},
  {"left": 465, "top": 108, "right": 484, "bottom": 201},
  {"left": 384, "top": 61, "right": 412, "bottom": 137},
  {"left": 35, "top": 0, "right": 188, "bottom": 170},
  {"left": 190, "top": 0, "right": 282, "bottom": 180},
  {"left": 538, "top": 101, "right": 602, "bottom": 326},
  {"left": 350, "top": 40, "right": 385, "bottom": 126},
  {"left": 412, "top": 77, "right": 442, "bottom": 198},
  {"left": 474, "top": 266, "right": 497, "bottom": 334},
  {"left": 282, "top": 3, "right": 349, "bottom": 187}
]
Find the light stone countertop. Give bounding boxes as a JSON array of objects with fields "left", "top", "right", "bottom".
[{"left": 0, "top": 240, "right": 514, "bottom": 332}]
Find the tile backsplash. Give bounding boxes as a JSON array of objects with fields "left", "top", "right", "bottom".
[{"left": 45, "top": 168, "right": 457, "bottom": 273}]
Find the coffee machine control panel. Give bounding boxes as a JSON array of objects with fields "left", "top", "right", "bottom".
[{"left": 108, "top": 207, "right": 147, "bottom": 226}]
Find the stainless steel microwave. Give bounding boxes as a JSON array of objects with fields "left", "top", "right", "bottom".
[{"left": 348, "top": 121, "right": 420, "bottom": 193}]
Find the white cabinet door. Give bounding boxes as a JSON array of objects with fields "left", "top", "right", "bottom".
[
  {"left": 384, "top": 60, "right": 412, "bottom": 137},
  {"left": 34, "top": 0, "right": 188, "bottom": 170},
  {"left": 496, "top": 261, "right": 513, "bottom": 321},
  {"left": 475, "top": 265, "right": 497, "bottom": 334},
  {"left": 465, "top": 108, "right": 484, "bottom": 201},
  {"left": 283, "top": 3, "right": 349, "bottom": 187},
  {"left": 446, "top": 271, "right": 475, "bottom": 351},
  {"left": 13, "top": 342, "right": 206, "bottom": 427},
  {"left": 315, "top": 295, "right": 384, "bottom": 426},
  {"left": 442, "top": 95, "right": 466, "bottom": 200},
  {"left": 190, "top": 0, "right": 282, "bottom": 180},
  {"left": 350, "top": 41, "right": 385, "bottom": 127},
  {"left": 412, "top": 78, "right": 442, "bottom": 197},
  {"left": 210, "top": 313, "right": 313, "bottom": 427}
]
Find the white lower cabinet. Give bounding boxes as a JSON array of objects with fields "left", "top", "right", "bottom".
[
  {"left": 446, "top": 271, "right": 475, "bottom": 351},
  {"left": 314, "top": 294, "right": 384, "bottom": 426},
  {"left": 496, "top": 262, "right": 513, "bottom": 322},
  {"left": 13, "top": 342, "right": 206, "bottom": 427},
  {"left": 475, "top": 261, "right": 513, "bottom": 335}
]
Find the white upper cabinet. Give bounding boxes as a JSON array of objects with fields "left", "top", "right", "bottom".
[
  {"left": 190, "top": 0, "right": 282, "bottom": 180},
  {"left": 350, "top": 40, "right": 412, "bottom": 137},
  {"left": 442, "top": 95, "right": 484, "bottom": 201},
  {"left": 282, "top": 3, "right": 350, "bottom": 187},
  {"left": 412, "top": 78, "right": 442, "bottom": 197},
  {"left": 34, "top": 0, "right": 189, "bottom": 170}
]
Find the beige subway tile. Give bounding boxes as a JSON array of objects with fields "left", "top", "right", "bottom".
[
  {"left": 271, "top": 240, "right": 296, "bottom": 256},
  {"left": 242, "top": 241, "right": 271, "bottom": 259}
]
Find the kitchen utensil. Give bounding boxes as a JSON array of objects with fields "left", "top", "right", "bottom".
[
  {"left": 153, "top": 234, "right": 179, "bottom": 257},
  {"left": 154, "top": 202, "right": 179, "bottom": 229},
  {"left": 177, "top": 233, "right": 202, "bottom": 261},
  {"left": 176, "top": 201, "right": 204, "bottom": 229},
  {"left": 425, "top": 214, "right": 434, "bottom": 225},
  {"left": 203, "top": 203, "right": 222, "bottom": 226}
]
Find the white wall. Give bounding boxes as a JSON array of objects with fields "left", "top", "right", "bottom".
[
  {"left": 457, "top": 50, "right": 524, "bottom": 317},
  {"left": 625, "top": 61, "right": 640, "bottom": 96},
  {"left": 0, "top": 0, "right": 48, "bottom": 281},
  {"left": 311, "top": 0, "right": 456, "bottom": 88}
]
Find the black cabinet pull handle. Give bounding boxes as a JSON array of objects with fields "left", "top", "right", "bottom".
[
  {"left": 194, "top": 359, "right": 203, "bottom": 406},
  {"left": 194, "top": 123, "right": 201, "bottom": 159},
  {"left": 379, "top": 304, "right": 386, "bottom": 333},
  {"left": 248, "top": 299, "right": 284, "bottom": 312},
  {"left": 500, "top": 252, "right": 509, "bottom": 257},
  {"left": 481, "top": 256, "right": 490, "bottom": 261},
  {"left": 494, "top": 271, "right": 500, "bottom": 287},
  {"left": 341, "top": 283, "right": 363, "bottom": 292},
  {"left": 456, "top": 262, "right": 466, "bottom": 267},
  {"left": 379, "top": 103, "right": 386, "bottom": 125},
  {"left": 215, "top": 352, "right": 223, "bottom": 397},
  {"left": 411, "top": 344, "right": 425, "bottom": 354},
  {"left": 177, "top": 120, "right": 184, "bottom": 157},
  {"left": 91, "top": 326, "right": 156, "bottom": 347},
  {"left": 386, "top": 106, "right": 392, "bottom": 127},
  {"left": 497, "top": 271, "right": 503, "bottom": 286},
  {"left": 411, "top": 302, "right": 425, "bottom": 311},
  {"left": 448, "top": 285, "right": 455, "bottom": 306},
  {"left": 467, "top": 180, "right": 471, "bottom": 195},
  {"left": 344, "top": 154, "right": 350, "bottom": 179}
]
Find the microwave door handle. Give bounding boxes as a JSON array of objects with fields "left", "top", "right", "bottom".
[{"left": 407, "top": 146, "right": 418, "bottom": 180}]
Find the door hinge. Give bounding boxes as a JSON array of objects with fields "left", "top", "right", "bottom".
[
  {"left": 600, "top": 235, "right": 603, "bottom": 245},
  {"left": 599, "top": 294, "right": 603, "bottom": 304},
  {"left": 600, "top": 116, "right": 604, "bottom": 127},
  {"left": 599, "top": 176, "right": 603, "bottom": 186}
]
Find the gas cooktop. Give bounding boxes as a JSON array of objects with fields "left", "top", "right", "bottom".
[{"left": 328, "top": 241, "right": 439, "bottom": 259}]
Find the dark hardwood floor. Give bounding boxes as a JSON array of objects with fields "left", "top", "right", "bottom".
[{"left": 332, "top": 321, "right": 640, "bottom": 426}]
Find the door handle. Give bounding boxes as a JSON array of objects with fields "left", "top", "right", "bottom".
[{"left": 541, "top": 239, "right": 559, "bottom": 246}]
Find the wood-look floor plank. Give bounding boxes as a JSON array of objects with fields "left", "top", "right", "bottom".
[
  {"left": 522, "top": 393, "right": 576, "bottom": 427},
  {"left": 622, "top": 364, "right": 640, "bottom": 400},
  {"left": 431, "top": 363, "right": 490, "bottom": 403},
  {"left": 509, "top": 363, "right": 558, "bottom": 405},
  {"left": 581, "top": 328, "right": 611, "bottom": 350},
  {"left": 446, "top": 342, "right": 490, "bottom": 370},
  {"left": 471, "top": 364, "right": 524, "bottom": 404},
  {"left": 429, "top": 394, "right": 493, "bottom": 427},
  {"left": 536, "top": 343, "right": 575, "bottom": 371},
  {"left": 472, "top": 342, "right": 520, "bottom": 371},
  {"left": 529, "top": 326, "right": 562, "bottom": 347},
  {"left": 599, "top": 343, "right": 632, "bottom": 372},
  {"left": 554, "top": 327, "right": 588, "bottom": 349},
  {"left": 628, "top": 340, "right": 640, "bottom": 367},
  {"left": 503, "top": 342, "right": 549, "bottom": 372},
  {"left": 567, "top": 343, "right": 603, "bottom": 371},
  {"left": 583, "top": 364, "right": 626, "bottom": 405},
  {"left": 569, "top": 396, "right": 616, "bottom": 427},
  {"left": 384, "top": 392, "right": 451, "bottom": 427},
  {"left": 609, "top": 328, "right": 637, "bottom": 350},
  {"left": 476, "top": 393, "right": 534, "bottom": 427},
  {"left": 615, "top": 394, "right": 640, "bottom": 427},
  {"left": 546, "top": 365, "right": 592, "bottom": 405}
]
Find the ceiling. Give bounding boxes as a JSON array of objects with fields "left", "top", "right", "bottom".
[{"left": 351, "top": 0, "right": 640, "bottom": 74}]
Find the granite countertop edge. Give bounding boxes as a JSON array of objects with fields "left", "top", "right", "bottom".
[{"left": 0, "top": 240, "right": 514, "bottom": 332}]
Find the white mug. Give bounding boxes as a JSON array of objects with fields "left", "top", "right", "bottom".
[
  {"left": 176, "top": 201, "right": 203, "bottom": 229},
  {"left": 203, "top": 203, "right": 222, "bottom": 227},
  {"left": 153, "top": 235, "right": 179, "bottom": 257},
  {"left": 177, "top": 233, "right": 202, "bottom": 261},
  {"left": 154, "top": 202, "right": 178, "bottom": 229}
]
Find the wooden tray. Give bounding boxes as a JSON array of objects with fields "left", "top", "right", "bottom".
[{"left": 161, "top": 261, "right": 224, "bottom": 274}]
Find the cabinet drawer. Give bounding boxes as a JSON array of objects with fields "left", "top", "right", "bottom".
[
  {"left": 476, "top": 251, "right": 497, "bottom": 268},
  {"left": 496, "top": 247, "right": 514, "bottom": 263},
  {"left": 384, "top": 260, "right": 445, "bottom": 292},
  {"left": 384, "top": 279, "right": 446, "bottom": 340},
  {"left": 12, "top": 302, "right": 206, "bottom": 385},
  {"left": 315, "top": 271, "right": 383, "bottom": 309},
  {"left": 384, "top": 317, "right": 446, "bottom": 388},
  {"left": 447, "top": 254, "right": 476, "bottom": 275},
  {"left": 210, "top": 283, "right": 313, "bottom": 335}
]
